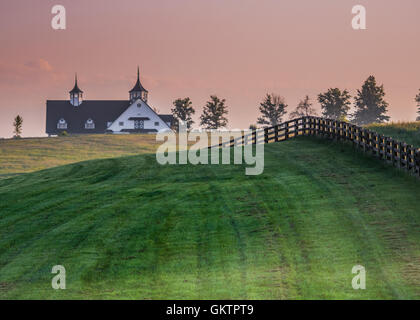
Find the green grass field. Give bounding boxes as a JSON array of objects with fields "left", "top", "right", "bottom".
[
  {"left": 0, "top": 134, "right": 419, "bottom": 299},
  {"left": 367, "top": 121, "right": 420, "bottom": 148},
  {"left": 0, "top": 134, "right": 162, "bottom": 179}
]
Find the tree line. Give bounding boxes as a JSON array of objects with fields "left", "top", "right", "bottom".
[
  {"left": 9, "top": 76, "right": 420, "bottom": 137},
  {"left": 173, "top": 75, "right": 420, "bottom": 131}
]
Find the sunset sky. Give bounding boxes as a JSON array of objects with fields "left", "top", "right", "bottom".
[{"left": 0, "top": 0, "right": 419, "bottom": 137}]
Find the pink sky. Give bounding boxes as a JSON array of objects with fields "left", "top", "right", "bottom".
[{"left": 0, "top": 0, "right": 419, "bottom": 137}]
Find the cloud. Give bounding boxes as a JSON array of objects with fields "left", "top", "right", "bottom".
[
  {"left": 24, "top": 58, "right": 53, "bottom": 72},
  {"left": 0, "top": 58, "right": 66, "bottom": 87}
]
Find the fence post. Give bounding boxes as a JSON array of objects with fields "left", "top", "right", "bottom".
[
  {"left": 326, "top": 120, "right": 330, "bottom": 139},
  {"left": 337, "top": 121, "right": 341, "bottom": 140},
  {"left": 401, "top": 143, "right": 406, "bottom": 168},
  {"left": 381, "top": 136, "right": 386, "bottom": 160},
  {"left": 362, "top": 129, "right": 366, "bottom": 151},
  {"left": 389, "top": 138, "right": 395, "bottom": 165},
  {"left": 335, "top": 121, "right": 340, "bottom": 140},
  {"left": 264, "top": 127, "right": 268, "bottom": 144},
  {"left": 356, "top": 127, "right": 360, "bottom": 149},
  {"left": 343, "top": 122, "right": 347, "bottom": 140},
  {"left": 371, "top": 132, "right": 376, "bottom": 157},
  {"left": 274, "top": 125, "right": 279, "bottom": 142},
  {"left": 406, "top": 145, "right": 410, "bottom": 172},
  {"left": 415, "top": 149, "right": 420, "bottom": 177},
  {"left": 310, "top": 117, "right": 314, "bottom": 136},
  {"left": 321, "top": 118, "right": 324, "bottom": 136},
  {"left": 361, "top": 129, "right": 365, "bottom": 151},
  {"left": 384, "top": 137, "right": 388, "bottom": 161},
  {"left": 319, "top": 119, "right": 323, "bottom": 136},
  {"left": 386, "top": 138, "right": 393, "bottom": 163},
  {"left": 408, "top": 145, "right": 414, "bottom": 173},
  {"left": 396, "top": 142, "right": 401, "bottom": 168}
]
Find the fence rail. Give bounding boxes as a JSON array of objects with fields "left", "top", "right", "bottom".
[{"left": 209, "top": 116, "right": 420, "bottom": 178}]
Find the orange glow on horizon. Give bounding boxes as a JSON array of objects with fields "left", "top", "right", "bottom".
[{"left": 0, "top": 0, "right": 419, "bottom": 137}]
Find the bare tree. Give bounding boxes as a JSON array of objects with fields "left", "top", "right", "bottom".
[{"left": 289, "top": 95, "right": 317, "bottom": 119}]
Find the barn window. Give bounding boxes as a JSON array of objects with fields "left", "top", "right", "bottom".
[
  {"left": 134, "top": 120, "right": 144, "bottom": 129},
  {"left": 154, "top": 122, "right": 159, "bottom": 126},
  {"left": 141, "top": 92, "right": 148, "bottom": 101},
  {"left": 119, "top": 121, "right": 124, "bottom": 126},
  {"left": 57, "top": 118, "right": 67, "bottom": 129},
  {"left": 85, "top": 118, "right": 95, "bottom": 129}
]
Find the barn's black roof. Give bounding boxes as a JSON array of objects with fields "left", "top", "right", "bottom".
[
  {"left": 129, "top": 67, "right": 147, "bottom": 93},
  {"left": 46, "top": 100, "right": 131, "bottom": 134},
  {"left": 46, "top": 100, "right": 175, "bottom": 135},
  {"left": 69, "top": 74, "right": 83, "bottom": 94},
  {"left": 159, "top": 114, "right": 175, "bottom": 124}
]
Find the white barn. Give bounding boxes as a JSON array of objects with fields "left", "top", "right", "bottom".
[{"left": 46, "top": 68, "right": 174, "bottom": 135}]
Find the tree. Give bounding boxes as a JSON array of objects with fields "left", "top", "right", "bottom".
[
  {"left": 352, "top": 76, "right": 390, "bottom": 125},
  {"left": 257, "top": 94, "right": 287, "bottom": 126},
  {"left": 171, "top": 97, "right": 195, "bottom": 130},
  {"left": 416, "top": 90, "right": 420, "bottom": 121},
  {"left": 200, "top": 95, "right": 228, "bottom": 129},
  {"left": 13, "top": 115, "right": 23, "bottom": 138},
  {"left": 289, "top": 95, "right": 317, "bottom": 119},
  {"left": 318, "top": 88, "right": 351, "bottom": 120}
]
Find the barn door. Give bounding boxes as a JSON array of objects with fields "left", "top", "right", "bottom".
[{"left": 134, "top": 120, "right": 144, "bottom": 129}]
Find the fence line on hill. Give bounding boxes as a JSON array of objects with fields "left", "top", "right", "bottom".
[{"left": 208, "top": 116, "right": 420, "bottom": 178}]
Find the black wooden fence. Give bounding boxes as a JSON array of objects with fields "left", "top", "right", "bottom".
[{"left": 209, "top": 116, "right": 420, "bottom": 178}]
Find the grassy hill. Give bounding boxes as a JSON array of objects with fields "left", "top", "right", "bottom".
[
  {"left": 1, "top": 122, "right": 418, "bottom": 180},
  {"left": 0, "top": 136, "right": 419, "bottom": 299},
  {"left": 0, "top": 134, "right": 163, "bottom": 179},
  {"left": 367, "top": 121, "right": 420, "bottom": 148}
]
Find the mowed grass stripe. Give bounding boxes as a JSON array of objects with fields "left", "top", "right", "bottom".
[{"left": 0, "top": 137, "right": 419, "bottom": 299}]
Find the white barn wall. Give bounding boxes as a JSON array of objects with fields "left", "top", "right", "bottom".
[{"left": 108, "top": 99, "right": 172, "bottom": 133}]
